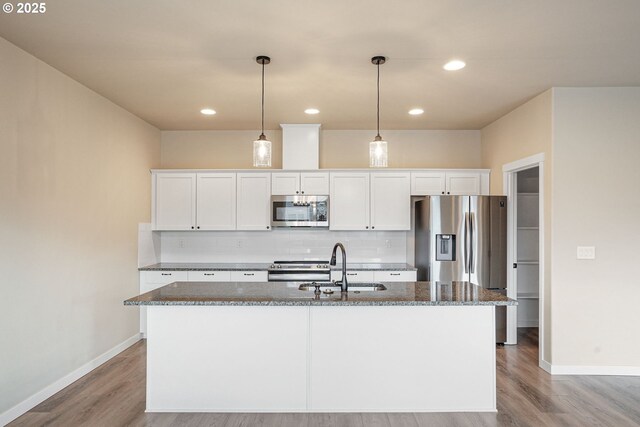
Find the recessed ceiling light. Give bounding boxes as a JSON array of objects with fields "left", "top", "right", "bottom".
[
  {"left": 305, "top": 108, "right": 320, "bottom": 115},
  {"left": 408, "top": 108, "right": 424, "bottom": 116},
  {"left": 443, "top": 60, "right": 466, "bottom": 71},
  {"left": 200, "top": 108, "right": 216, "bottom": 115}
]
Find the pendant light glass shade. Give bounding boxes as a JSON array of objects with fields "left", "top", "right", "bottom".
[
  {"left": 369, "top": 56, "right": 388, "bottom": 168},
  {"left": 253, "top": 56, "right": 271, "bottom": 167},
  {"left": 369, "top": 135, "right": 388, "bottom": 168},
  {"left": 253, "top": 134, "right": 272, "bottom": 167}
]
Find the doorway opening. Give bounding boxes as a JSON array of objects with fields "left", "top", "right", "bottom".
[{"left": 503, "top": 153, "right": 545, "bottom": 368}]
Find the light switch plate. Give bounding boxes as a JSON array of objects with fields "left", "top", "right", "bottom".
[{"left": 577, "top": 246, "right": 596, "bottom": 260}]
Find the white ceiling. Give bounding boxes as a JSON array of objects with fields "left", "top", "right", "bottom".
[{"left": 1, "top": 0, "right": 640, "bottom": 130}]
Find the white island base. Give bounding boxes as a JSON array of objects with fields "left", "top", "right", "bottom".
[{"left": 146, "top": 305, "right": 496, "bottom": 413}]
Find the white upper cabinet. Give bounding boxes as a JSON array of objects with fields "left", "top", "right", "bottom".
[
  {"left": 272, "top": 172, "right": 329, "bottom": 195},
  {"left": 330, "top": 172, "right": 370, "bottom": 230},
  {"left": 411, "top": 171, "right": 489, "bottom": 195},
  {"left": 445, "top": 172, "right": 481, "bottom": 195},
  {"left": 370, "top": 172, "right": 411, "bottom": 230},
  {"left": 154, "top": 173, "right": 196, "bottom": 230},
  {"left": 271, "top": 173, "right": 300, "bottom": 195},
  {"left": 196, "top": 173, "right": 236, "bottom": 230},
  {"left": 410, "top": 172, "right": 447, "bottom": 196},
  {"left": 237, "top": 173, "right": 272, "bottom": 230},
  {"left": 300, "top": 172, "right": 329, "bottom": 195}
]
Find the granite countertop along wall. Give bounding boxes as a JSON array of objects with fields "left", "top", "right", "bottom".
[
  {"left": 138, "top": 263, "right": 417, "bottom": 271},
  {"left": 124, "top": 281, "right": 515, "bottom": 307}
]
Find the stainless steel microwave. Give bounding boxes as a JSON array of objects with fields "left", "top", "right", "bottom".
[{"left": 271, "top": 195, "right": 329, "bottom": 228}]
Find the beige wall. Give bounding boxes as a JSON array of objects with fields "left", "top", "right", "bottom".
[
  {"left": 161, "top": 129, "right": 481, "bottom": 169},
  {"left": 0, "top": 37, "right": 160, "bottom": 416},
  {"left": 551, "top": 88, "right": 640, "bottom": 367},
  {"left": 481, "top": 90, "right": 553, "bottom": 362}
]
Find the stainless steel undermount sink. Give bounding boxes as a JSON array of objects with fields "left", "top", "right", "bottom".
[{"left": 298, "top": 282, "right": 387, "bottom": 292}]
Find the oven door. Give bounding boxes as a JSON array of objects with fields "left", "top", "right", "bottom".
[{"left": 271, "top": 196, "right": 329, "bottom": 228}]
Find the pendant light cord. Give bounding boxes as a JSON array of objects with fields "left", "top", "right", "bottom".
[
  {"left": 376, "top": 61, "right": 380, "bottom": 138},
  {"left": 261, "top": 61, "right": 265, "bottom": 135}
]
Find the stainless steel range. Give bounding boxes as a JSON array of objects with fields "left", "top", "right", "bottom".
[{"left": 267, "top": 260, "right": 331, "bottom": 282}]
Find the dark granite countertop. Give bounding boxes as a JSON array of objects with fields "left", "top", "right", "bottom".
[
  {"left": 124, "top": 281, "right": 515, "bottom": 306},
  {"left": 138, "top": 262, "right": 416, "bottom": 271}
]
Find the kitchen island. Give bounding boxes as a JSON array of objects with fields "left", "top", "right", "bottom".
[{"left": 125, "top": 281, "right": 515, "bottom": 413}]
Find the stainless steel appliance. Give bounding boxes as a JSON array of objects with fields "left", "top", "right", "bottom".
[
  {"left": 271, "top": 195, "right": 329, "bottom": 228},
  {"left": 267, "top": 260, "right": 331, "bottom": 282},
  {"left": 415, "top": 196, "right": 508, "bottom": 343}
]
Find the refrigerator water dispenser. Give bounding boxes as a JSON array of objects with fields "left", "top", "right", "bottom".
[{"left": 435, "top": 234, "right": 456, "bottom": 261}]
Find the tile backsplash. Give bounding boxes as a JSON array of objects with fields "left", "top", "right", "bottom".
[{"left": 159, "top": 229, "right": 408, "bottom": 263}]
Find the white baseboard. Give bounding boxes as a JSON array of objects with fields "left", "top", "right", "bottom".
[
  {"left": 548, "top": 364, "right": 640, "bottom": 376},
  {"left": 0, "top": 333, "right": 141, "bottom": 426},
  {"left": 539, "top": 359, "right": 552, "bottom": 374}
]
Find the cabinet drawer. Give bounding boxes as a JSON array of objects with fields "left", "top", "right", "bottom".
[
  {"left": 331, "top": 270, "right": 375, "bottom": 283},
  {"left": 188, "top": 271, "right": 232, "bottom": 282},
  {"left": 230, "top": 271, "right": 268, "bottom": 282},
  {"left": 373, "top": 271, "right": 417, "bottom": 282},
  {"left": 143, "top": 270, "right": 188, "bottom": 284}
]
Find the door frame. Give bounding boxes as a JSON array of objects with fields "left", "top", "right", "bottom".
[{"left": 502, "top": 154, "right": 545, "bottom": 363}]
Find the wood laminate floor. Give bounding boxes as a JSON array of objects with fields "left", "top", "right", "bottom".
[{"left": 9, "top": 328, "right": 640, "bottom": 427}]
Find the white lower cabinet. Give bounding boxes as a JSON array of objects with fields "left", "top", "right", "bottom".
[
  {"left": 187, "top": 271, "right": 232, "bottom": 282},
  {"left": 140, "top": 269, "right": 268, "bottom": 336},
  {"left": 331, "top": 270, "right": 416, "bottom": 283},
  {"left": 373, "top": 270, "right": 417, "bottom": 282},
  {"left": 231, "top": 271, "right": 269, "bottom": 282},
  {"left": 139, "top": 271, "right": 188, "bottom": 336}
]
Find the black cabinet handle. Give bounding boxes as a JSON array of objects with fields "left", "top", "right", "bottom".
[
  {"left": 390, "top": 273, "right": 401, "bottom": 276},
  {"left": 204, "top": 273, "right": 216, "bottom": 276},
  {"left": 365, "top": 226, "right": 369, "bottom": 229},
  {"left": 197, "top": 226, "right": 200, "bottom": 229},
  {"left": 266, "top": 226, "right": 270, "bottom": 229},
  {"left": 441, "top": 191, "right": 445, "bottom": 194},
  {"left": 244, "top": 273, "right": 254, "bottom": 276},
  {"left": 372, "top": 226, "right": 375, "bottom": 229},
  {"left": 161, "top": 273, "right": 172, "bottom": 276},
  {"left": 296, "top": 191, "right": 299, "bottom": 194},
  {"left": 191, "top": 226, "right": 194, "bottom": 229},
  {"left": 447, "top": 192, "right": 450, "bottom": 195},
  {"left": 301, "top": 191, "right": 305, "bottom": 194}
]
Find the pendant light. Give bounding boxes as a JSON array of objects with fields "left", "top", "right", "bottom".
[
  {"left": 370, "top": 56, "right": 388, "bottom": 168},
  {"left": 253, "top": 55, "right": 272, "bottom": 167}
]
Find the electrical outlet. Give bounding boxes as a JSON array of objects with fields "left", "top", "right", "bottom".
[
  {"left": 237, "top": 240, "right": 243, "bottom": 249},
  {"left": 385, "top": 240, "right": 391, "bottom": 248},
  {"left": 577, "top": 246, "right": 596, "bottom": 260},
  {"left": 178, "top": 239, "right": 185, "bottom": 249}
]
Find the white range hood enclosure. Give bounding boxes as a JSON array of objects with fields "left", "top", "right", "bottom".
[{"left": 281, "top": 124, "right": 321, "bottom": 170}]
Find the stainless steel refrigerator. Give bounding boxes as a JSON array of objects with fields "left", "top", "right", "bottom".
[{"left": 415, "top": 196, "right": 508, "bottom": 343}]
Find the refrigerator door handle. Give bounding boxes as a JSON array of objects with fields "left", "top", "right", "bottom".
[
  {"left": 469, "top": 212, "right": 475, "bottom": 274},
  {"left": 464, "top": 212, "right": 470, "bottom": 274}
]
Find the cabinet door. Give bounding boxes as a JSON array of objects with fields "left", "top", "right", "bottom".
[
  {"left": 300, "top": 172, "right": 330, "bottom": 195},
  {"left": 445, "top": 172, "right": 481, "bottom": 195},
  {"left": 331, "top": 270, "right": 375, "bottom": 283},
  {"left": 237, "top": 173, "right": 272, "bottom": 230},
  {"left": 230, "top": 271, "right": 269, "bottom": 282},
  {"left": 271, "top": 172, "right": 300, "bottom": 195},
  {"left": 329, "top": 173, "right": 370, "bottom": 230},
  {"left": 196, "top": 173, "right": 236, "bottom": 230},
  {"left": 373, "top": 271, "right": 417, "bottom": 282},
  {"left": 410, "top": 172, "right": 446, "bottom": 195},
  {"left": 154, "top": 173, "right": 196, "bottom": 230},
  {"left": 187, "top": 271, "right": 232, "bottom": 282},
  {"left": 370, "top": 173, "right": 411, "bottom": 230}
]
